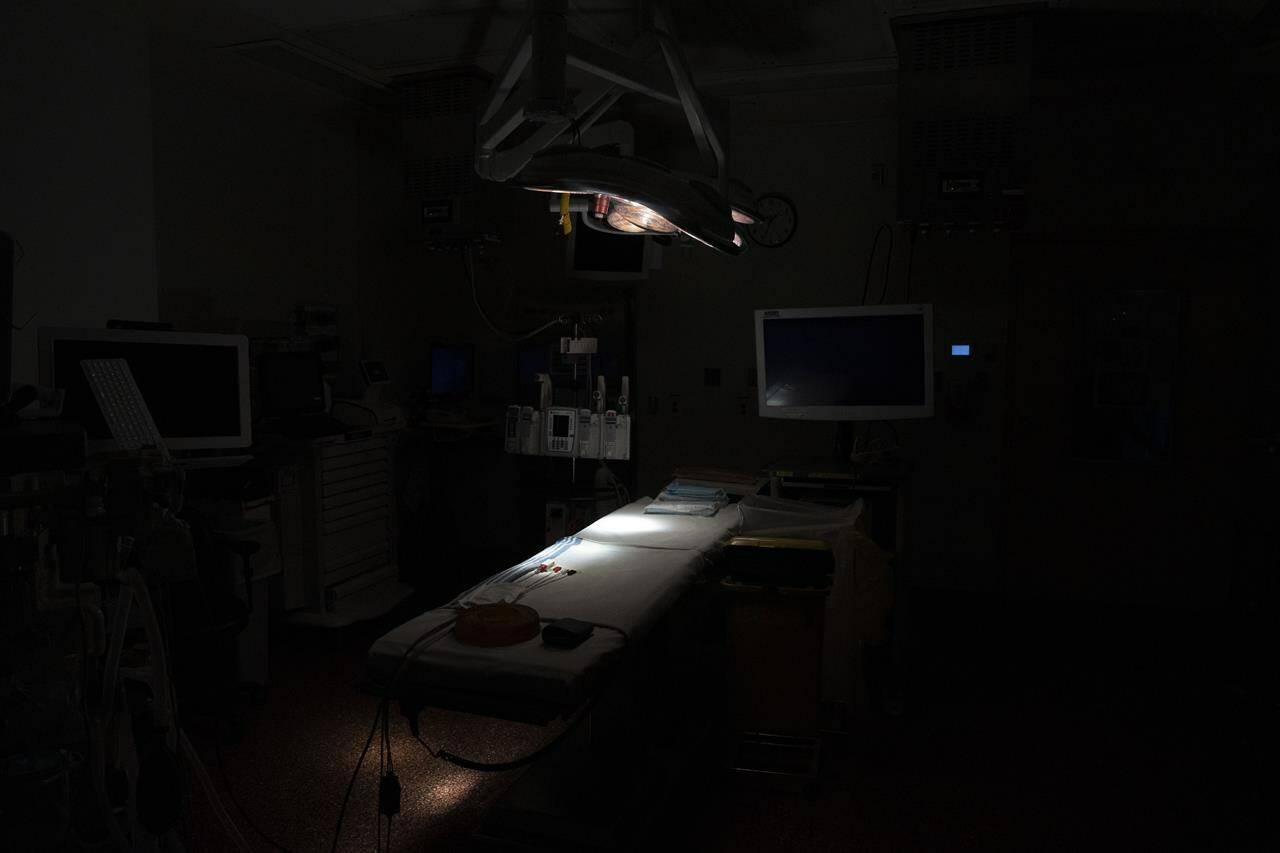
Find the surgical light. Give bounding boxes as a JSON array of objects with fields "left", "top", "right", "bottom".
[
  {"left": 474, "top": 2, "right": 761, "bottom": 256},
  {"left": 515, "top": 148, "right": 745, "bottom": 254},
  {"left": 605, "top": 198, "right": 678, "bottom": 234}
]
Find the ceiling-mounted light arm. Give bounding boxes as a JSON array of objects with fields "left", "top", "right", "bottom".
[
  {"left": 475, "top": 0, "right": 730, "bottom": 198},
  {"left": 573, "top": 87, "right": 624, "bottom": 138},
  {"left": 479, "top": 81, "right": 618, "bottom": 182},
  {"left": 529, "top": 0, "right": 569, "bottom": 120},
  {"left": 650, "top": 24, "right": 727, "bottom": 196},
  {"left": 478, "top": 35, "right": 662, "bottom": 156},
  {"left": 476, "top": 0, "right": 574, "bottom": 145},
  {"left": 479, "top": 19, "right": 532, "bottom": 127},
  {"left": 564, "top": 36, "right": 680, "bottom": 106},
  {"left": 481, "top": 81, "right": 619, "bottom": 162},
  {"left": 478, "top": 89, "right": 533, "bottom": 152}
]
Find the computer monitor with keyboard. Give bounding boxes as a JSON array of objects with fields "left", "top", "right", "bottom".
[{"left": 39, "top": 327, "right": 252, "bottom": 452}]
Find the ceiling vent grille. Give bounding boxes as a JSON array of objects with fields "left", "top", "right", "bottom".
[
  {"left": 909, "top": 16, "right": 1019, "bottom": 71},
  {"left": 401, "top": 76, "right": 482, "bottom": 119},
  {"left": 396, "top": 70, "right": 492, "bottom": 241},
  {"left": 911, "top": 116, "right": 1017, "bottom": 169},
  {"left": 404, "top": 155, "right": 474, "bottom": 199}
]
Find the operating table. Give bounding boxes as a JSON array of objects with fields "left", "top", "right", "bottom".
[
  {"left": 365, "top": 498, "right": 742, "bottom": 723},
  {"left": 360, "top": 494, "right": 867, "bottom": 849}
]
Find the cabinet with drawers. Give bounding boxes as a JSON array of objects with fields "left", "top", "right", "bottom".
[{"left": 276, "top": 433, "right": 399, "bottom": 614}]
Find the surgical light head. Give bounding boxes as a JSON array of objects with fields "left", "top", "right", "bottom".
[{"left": 474, "top": 1, "right": 758, "bottom": 255}]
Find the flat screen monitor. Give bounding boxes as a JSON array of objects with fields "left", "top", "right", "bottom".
[
  {"left": 39, "top": 327, "right": 252, "bottom": 450},
  {"left": 566, "top": 220, "right": 653, "bottom": 281},
  {"left": 429, "top": 343, "right": 474, "bottom": 397},
  {"left": 754, "top": 304, "right": 934, "bottom": 421},
  {"left": 256, "top": 351, "right": 325, "bottom": 417}
]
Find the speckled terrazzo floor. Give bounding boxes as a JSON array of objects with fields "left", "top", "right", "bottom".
[
  {"left": 182, "top": 592, "right": 1272, "bottom": 852},
  {"left": 184, "top": 610, "right": 542, "bottom": 853}
]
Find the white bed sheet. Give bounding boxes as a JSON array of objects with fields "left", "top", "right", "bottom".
[
  {"left": 575, "top": 497, "right": 741, "bottom": 553},
  {"left": 367, "top": 502, "right": 740, "bottom": 709}
]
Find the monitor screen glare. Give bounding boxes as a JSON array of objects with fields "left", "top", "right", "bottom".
[{"left": 755, "top": 305, "right": 934, "bottom": 420}]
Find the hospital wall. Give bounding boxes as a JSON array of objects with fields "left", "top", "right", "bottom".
[
  {"left": 1, "top": 0, "right": 159, "bottom": 385},
  {"left": 147, "top": 26, "right": 630, "bottom": 401},
  {"left": 632, "top": 77, "right": 1275, "bottom": 607},
  {"left": 31, "top": 10, "right": 1269, "bottom": 608},
  {"left": 145, "top": 28, "right": 629, "bottom": 568},
  {"left": 147, "top": 27, "right": 516, "bottom": 566},
  {"left": 633, "top": 82, "right": 1015, "bottom": 598}
]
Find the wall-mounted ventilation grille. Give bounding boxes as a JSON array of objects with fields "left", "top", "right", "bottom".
[
  {"left": 401, "top": 77, "right": 482, "bottom": 119},
  {"left": 910, "top": 116, "right": 1017, "bottom": 169},
  {"left": 404, "top": 155, "right": 473, "bottom": 198},
  {"left": 909, "top": 16, "right": 1019, "bottom": 71},
  {"left": 398, "top": 71, "right": 489, "bottom": 240}
]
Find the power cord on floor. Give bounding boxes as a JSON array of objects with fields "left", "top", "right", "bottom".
[
  {"left": 408, "top": 620, "right": 629, "bottom": 773},
  {"left": 332, "top": 612, "right": 629, "bottom": 849},
  {"left": 331, "top": 699, "right": 387, "bottom": 853},
  {"left": 408, "top": 688, "right": 599, "bottom": 774},
  {"left": 377, "top": 691, "right": 399, "bottom": 853},
  {"left": 413, "top": 732, "right": 440, "bottom": 759},
  {"left": 332, "top": 615, "right": 462, "bottom": 851}
]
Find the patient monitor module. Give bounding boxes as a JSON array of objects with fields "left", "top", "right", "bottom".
[
  {"left": 544, "top": 406, "right": 577, "bottom": 456},
  {"left": 506, "top": 376, "right": 630, "bottom": 460}
]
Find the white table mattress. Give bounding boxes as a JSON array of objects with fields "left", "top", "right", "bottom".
[
  {"left": 366, "top": 499, "right": 741, "bottom": 710},
  {"left": 574, "top": 497, "right": 741, "bottom": 553}
]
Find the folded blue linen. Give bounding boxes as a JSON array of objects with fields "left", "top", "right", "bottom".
[{"left": 644, "top": 500, "right": 723, "bottom": 517}]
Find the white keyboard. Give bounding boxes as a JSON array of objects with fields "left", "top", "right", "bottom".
[{"left": 80, "top": 358, "right": 168, "bottom": 459}]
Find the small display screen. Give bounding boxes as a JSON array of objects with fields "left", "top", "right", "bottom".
[
  {"left": 552, "top": 414, "right": 571, "bottom": 438},
  {"left": 573, "top": 223, "right": 647, "bottom": 275},
  {"left": 430, "top": 344, "right": 474, "bottom": 397}
]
